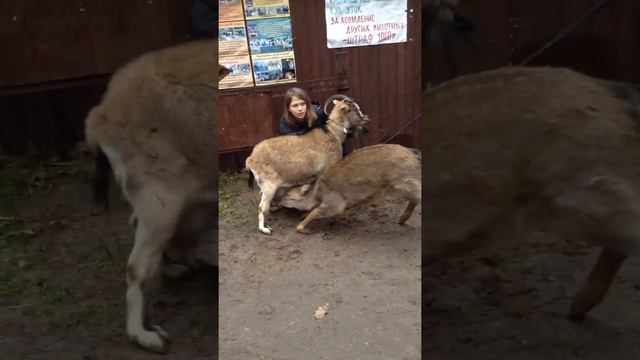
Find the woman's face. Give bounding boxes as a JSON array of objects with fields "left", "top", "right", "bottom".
[{"left": 288, "top": 96, "right": 307, "bottom": 120}]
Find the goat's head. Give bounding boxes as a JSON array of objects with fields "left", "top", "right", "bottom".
[{"left": 324, "top": 94, "right": 371, "bottom": 134}]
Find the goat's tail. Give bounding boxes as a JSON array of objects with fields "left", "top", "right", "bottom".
[{"left": 93, "top": 146, "right": 112, "bottom": 210}]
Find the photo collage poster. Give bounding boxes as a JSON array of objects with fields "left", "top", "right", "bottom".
[{"left": 219, "top": 0, "right": 297, "bottom": 89}]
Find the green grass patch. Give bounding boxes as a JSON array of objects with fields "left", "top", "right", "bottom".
[
  {"left": 0, "top": 156, "right": 51, "bottom": 214},
  {"left": 0, "top": 223, "right": 37, "bottom": 297},
  {"left": 219, "top": 171, "right": 253, "bottom": 226}
]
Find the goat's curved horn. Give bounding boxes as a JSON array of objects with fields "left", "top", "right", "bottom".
[
  {"left": 323, "top": 94, "right": 350, "bottom": 115},
  {"left": 353, "top": 101, "right": 365, "bottom": 118}
]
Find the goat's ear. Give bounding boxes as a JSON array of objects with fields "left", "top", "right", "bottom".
[
  {"left": 332, "top": 99, "right": 339, "bottom": 105},
  {"left": 218, "top": 65, "right": 231, "bottom": 81}
]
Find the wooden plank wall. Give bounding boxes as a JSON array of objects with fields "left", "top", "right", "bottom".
[
  {"left": 0, "top": 0, "right": 194, "bottom": 159},
  {"left": 422, "top": 0, "right": 640, "bottom": 86},
  {"left": 510, "top": 0, "right": 640, "bottom": 82},
  {"left": 0, "top": 0, "right": 191, "bottom": 87}
]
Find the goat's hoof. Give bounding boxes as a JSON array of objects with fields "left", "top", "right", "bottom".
[
  {"left": 260, "top": 226, "right": 272, "bottom": 235},
  {"left": 398, "top": 216, "right": 411, "bottom": 225},
  {"left": 296, "top": 226, "right": 310, "bottom": 235},
  {"left": 129, "top": 326, "right": 169, "bottom": 354}
]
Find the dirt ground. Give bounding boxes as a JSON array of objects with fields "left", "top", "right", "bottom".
[
  {"left": 424, "top": 228, "right": 640, "bottom": 359},
  {"left": 218, "top": 172, "right": 422, "bottom": 360},
  {"left": 0, "top": 151, "right": 217, "bottom": 359}
]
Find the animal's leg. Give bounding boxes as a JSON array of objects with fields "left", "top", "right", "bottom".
[
  {"left": 395, "top": 180, "right": 421, "bottom": 224},
  {"left": 568, "top": 248, "right": 627, "bottom": 320},
  {"left": 161, "top": 261, "right": 192, "bottom": 279},
  {"left": 296, "top": 196, "right": 346, "bottom": 234},
  {"left": 126, "top": 218, "right": 174, "bottom": 353},
  {"left": 191, "top": 232, "right": 218, "bottom": 267},
  {"left": 550, "top": 176, "right": 638, "bottom": 319},
  {"left": 163, "top": 233, "right": 217, "bottom": 279},
  {"left": 295, "top": 207, "right": 324, "bottom": 234},
  {"left": 162, "top": 191, "right": 217, "bottom": 277},
  {"left": 398, "top": 201, "right": 418, "bottom": 224},
  {"left": 161, "top": 243, "right": 195, "bottom": 280},
  {"left": 258, "top": 182, "right": 278, "bottom": 235}
]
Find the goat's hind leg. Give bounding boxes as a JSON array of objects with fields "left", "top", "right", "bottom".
[
  {"left": 258, "top": 182, "right": 279, "bottom": 235},
  {"left": 126, "top": 215, "right": 175, "bottom": 353},
  {"left": 569, "top": 248, "right": 626, "bottom": 320},
  {"left": 398, "top": 202, "right": 418, "bottom": 224},
  {"left": 396, "top": 181, "right": 421, "bottom": 224},
  {"left": 552, "top": 176, "right": 635, "bottom": 320}
]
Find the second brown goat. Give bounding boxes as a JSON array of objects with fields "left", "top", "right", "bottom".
[{"left": 291, "top": 144, "right": 422, "bottom": 234}]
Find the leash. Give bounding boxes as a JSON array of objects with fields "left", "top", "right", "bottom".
[
  {"left": 355, "top": 112, "right": 421, "bottom": 148},
  {"left": 382, "top": 112, "right": 421, "bottom": 144},
  {"left": 519, "top": 0, "right": 610, "bottom": 65}
]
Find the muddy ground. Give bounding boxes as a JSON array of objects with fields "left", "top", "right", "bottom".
[
  {"left": 0, "top": 151, "right": 216, "bottom": 359},
  {"left": 424, "top": 226, "right": 640, "bottom": 359},
  {"left": 218, "top": 172, "right": 422, "bottom": 360}
]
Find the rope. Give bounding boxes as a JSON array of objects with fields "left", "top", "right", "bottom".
[
  {"left": 382, "top": 112, "right": 422, "bottom": 144},
  {"left": 518, "top": 0, "right": 610, "bottom": 65},
  {"left": 354, "top": 111, "right": 421, "bottom": 149}
]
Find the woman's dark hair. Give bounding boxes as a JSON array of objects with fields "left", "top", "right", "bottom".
[{"left": 283, "top": 87, "right": 318, "bottom": 128}]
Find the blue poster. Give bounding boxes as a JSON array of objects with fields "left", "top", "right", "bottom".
[{"left": 246, "top": 17, "right": 294, "bottom": 54}]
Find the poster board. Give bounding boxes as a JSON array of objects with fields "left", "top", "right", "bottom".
[{"left": 219, "top": 0, "right": 297, "bottom": 89}]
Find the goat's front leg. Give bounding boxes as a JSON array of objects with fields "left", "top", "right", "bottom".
[
  {"left": 296, "top": 207, "right": 322, "bottom": 234},
  {"left": 126, "top": 219, "right": 172, "bottom": 353},
  {"left": 258, "top": 184, "right": 278, "bottom": 235},
  {"left": 296, "top": 198, "right": 346, "bottom": 234},
  {"left": 398, "top": 201, "right": 418, "bottom": 224}
]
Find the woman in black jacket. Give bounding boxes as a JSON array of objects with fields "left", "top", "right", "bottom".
[{"left": 277, "top": 87, "right": 351, "bottom": 155}]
